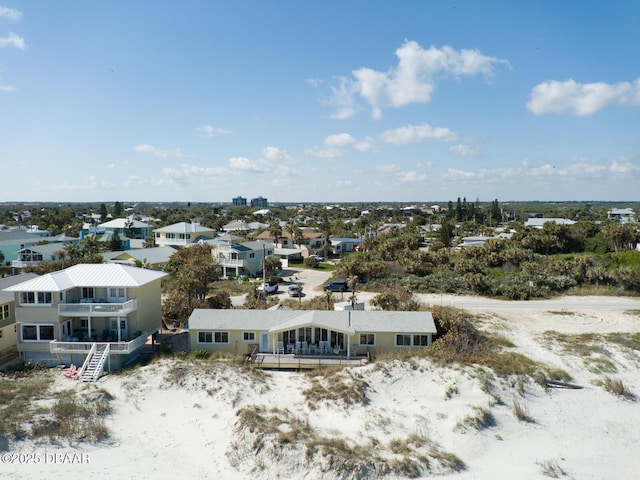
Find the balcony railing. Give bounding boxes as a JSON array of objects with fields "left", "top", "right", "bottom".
[
  {"left": 58, "top": 299, "right": 137, "bottom": 316},
  {"left": 50, "top": 331, "right": 150, "bottom": 355},
  {"left": 216, "top": 258, "right": 245, "bottom": 267},
  {"left": 11, "top": 260, "right": 43, "bottom": 268}
]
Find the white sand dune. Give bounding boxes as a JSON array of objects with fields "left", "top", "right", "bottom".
[{"left": 5, "top": 295, "right": 640, "bottom": 480}]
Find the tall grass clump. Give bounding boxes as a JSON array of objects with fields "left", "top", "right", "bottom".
[{"left": 602, "top": 376, "right": 634, "bottom": 400}]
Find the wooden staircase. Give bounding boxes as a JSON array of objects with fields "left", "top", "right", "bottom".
[{"left": 77, "top": 343, "right": 110, "bottom": 382}]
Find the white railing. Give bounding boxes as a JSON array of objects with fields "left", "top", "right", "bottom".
[
  {"left": 76, "top": 343, "right": 97, "bottom": 380},
  {"left": 90, "top": 344, "right": 110, "bottom": 382},
  {"left": 216, "top": 258, "right": 245, "bottom": 267},
  {"left": 58, "top": 299, "right": 137, "bottom": 315},
  {"left": 11, "top": 260, "right": 42, "bottom": 268},
  {"left": 50, "top": 331, "right": 149, "bottom": 355}
]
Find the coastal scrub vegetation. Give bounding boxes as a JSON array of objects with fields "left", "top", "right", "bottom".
[{"left": 0, "top": 366, "right": 113, "bottom": 446}]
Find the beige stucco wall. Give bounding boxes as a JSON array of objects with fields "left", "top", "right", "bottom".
[
  {"left": 0, "top": 324, "right": 17, "bottom": 354},
  {"left": 189, "top": 329, "right": 432, "bottom": 357},
  {"left": 129, "top": 280, "right": 163, "bottom": 334},
  {"left": 189, "top": 329, "right": 258, "bottom": 355}
]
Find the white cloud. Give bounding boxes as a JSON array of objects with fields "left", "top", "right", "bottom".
[
  {"left": 197, "top": 124, "right": 231, "bottom": 137},
  {"left": 325, "top": 133, "right": 357, "bottom": 147},
  {"left": 55, "top": 176, "right": 115, "bottom": 192},
  {"left": 376, "top": 164, "right": 400, "bottom": 173},
  {"left": 396, "top": 171, "right": 427, "bottom": 183},
  {"left": 134, "top": 144, "right": 187, "bottom": 158},
  {"left": 229, "top": 157, "right": 267, "bottom": 173},
  {"left": 161, "top": 164, "right": 232, "bottom": 186},
  {"left": 262, "top": 146, "right": 295, "bottom": 164},
  {"left": 326, "top": 77, "right": 358, "bottom": 119},
  {"left": 380, "top": 123, "right": 457, "bottom": 144},
  {"left": 335, "top": 180, "right": 353, "bottom": 188},
  {"left": 275, "top": 165, "right": 302, "bottom": 176},
  {"left": 353, "top": 136, "right": 377, "bottom": 152},
  {"left": 331, "top": 40, "right": 508, "bottom": 119},
  {"left": 0, "top": 6, "right": 22, "bottom": 21},
  {"left": 527, "top": 78, "right": 640, "bottom": 116},
  {"left": 0, "top": 32, "right": 25, "bottom": 49},
  {"left": 0, "top": 83, "right": 16, "bottom": 92},
  {"left": 306, "top": 77, "right": 323, "bottom": 87},
  {"left": 609, "top": 157, "right": 640, "bottom": 174},
  {"left": 449, "top": 144, "right": 480, "bottom": 157},
  {"left": 305, "top": 147, "right": 344, "bottom": 159}
]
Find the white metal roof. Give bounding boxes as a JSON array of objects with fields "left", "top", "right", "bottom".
[
  {"left": 153, "top": 222, "right": 215, "bottom": 234},
  {"left": 186, "top": 309, "right": 436, "bottom": 334},
  {"left": 3, "top": 263, "right": 167, "bottom": 292},
  {"left": 99, "top": 218, "right": 150, "bottom": 228}
]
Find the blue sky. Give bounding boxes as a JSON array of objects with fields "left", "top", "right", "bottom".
[{"left": 1, "top": 1, "right": 639, "bottom": 203}]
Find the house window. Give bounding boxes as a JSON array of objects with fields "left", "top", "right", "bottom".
[
  {"left": 20, "top": 292, "right": 35, "bottom": 304},
  {"left": 21, "top": 324, "right": 54, "bottom": 341},
  {"left": 242, "top": 331, "right": 256, "bottom": 342},
  {"left": 1, "top": 304, "right": 9, "bottom": 320},
  {"left": 395, "top": 334, "right": 429, "bottom": 347},
  {"left": 298, "top": 327, "right": 312, "bottom": 343},
  {"left": 20, "top": 292, "right": 53, "bottom": 305},
  {"left": 214, "top": 332, "right": 229, "bottom": 344},
  {"left": 80, "top": 319, "right": 88, "bottom": 328},
  {"left": 198, "top": 331, "right": 213, "bottom": 344},
  {"left": 37, "top": 292, "right": 52, "bottom": 304},
  {"left": 282, "top": 329, "right": 296, "bottom": 345},
  {"left": 82, "top": 287, "right": 94, "bottom": 299},
  {"left": 0, "top": 329, "right": 3, "bottom": 339},
  {"left": 249, "top": 253, "right": 255, "bottom": 258},
  {"left": 110, "top": 288, "right": 125, "bottom": 298},
  {"left": 359, "top": 333, "right": 376, "bottom": 346},
  {"left": 413, "top": 335, "right": 429, "bottom": 346},
  {"left": 110, "top": 319, "right": 127, "bottom": 330}
]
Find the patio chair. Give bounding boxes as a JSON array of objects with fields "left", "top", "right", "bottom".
[
  {"left": 318, "top": 341, "right": 325, "bottom": 354},
  {"left": 294, "top": 341, "right": 301, "bottom": 355},
  {"left": 277, "top": 341, "right": 285, "bottom": 354},
  {"left": 302, "top": 341, "right": 309, "bottom": 354}
]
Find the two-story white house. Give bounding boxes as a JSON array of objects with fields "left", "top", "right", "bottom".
[
  {"left": 11, "top": 243, "right": 74, "bottom": 270},
  {"left": 153, "top": 222, "right": 216, "bottom": 247},
  {"left": 208, "top": 239, "right": 275, "bottom": 278},
  {"left": 3, "top": 263, "right": 167, "bottom": 372}
]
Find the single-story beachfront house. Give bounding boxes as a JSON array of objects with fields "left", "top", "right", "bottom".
[{"left": 186, "top": 309, "right": 436, "bottom": 366}]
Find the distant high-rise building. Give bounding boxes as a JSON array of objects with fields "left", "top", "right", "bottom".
[
  {"left": 250, "top": 196, "right": 268, "bottom": 208},
  {"left": 232, "top": 196, "right": 247, "bottom": 206}
]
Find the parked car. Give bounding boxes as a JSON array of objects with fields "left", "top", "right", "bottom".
[
  {"left": 309, "top": 254, "right": 325, "bottom": 262},
  {"left": 258, "top": 280, "right": 278, "bottom": 294},
  {"left": 324, "top": 281, "right": 348, "bottom": 292},
  {"left": 288, "top": 284, "right": 303, "bottom": 297}
]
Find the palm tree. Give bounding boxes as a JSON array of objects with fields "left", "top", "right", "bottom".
[
  {"left": 143, "top": 236, "right": 156, "bottom": 248},
  {"left": 325, "top": 289, "right": 333, "bottom": 311},
  {"left": 80, "top": 234, "right": 103, "bottom": 257},
  {"left": 294, "top": 228, "right": 305, "bottom": 249},
  {"left": 347, "top": 274, "right": 358, "bottom": 309},
  {"left": 58, "top": 242, "right": 79, "bottom": 267},
  {"left": 269, "top": 222, "right": 282, "bottom": 247}
]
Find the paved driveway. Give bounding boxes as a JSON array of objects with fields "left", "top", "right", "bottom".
[{"left": 230, "top": 268, "right": 335, "bottom": 306}]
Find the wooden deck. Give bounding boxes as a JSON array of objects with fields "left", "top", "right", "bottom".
[{"left": 250, "top": 353, "right": 369, "bottom": 369}]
